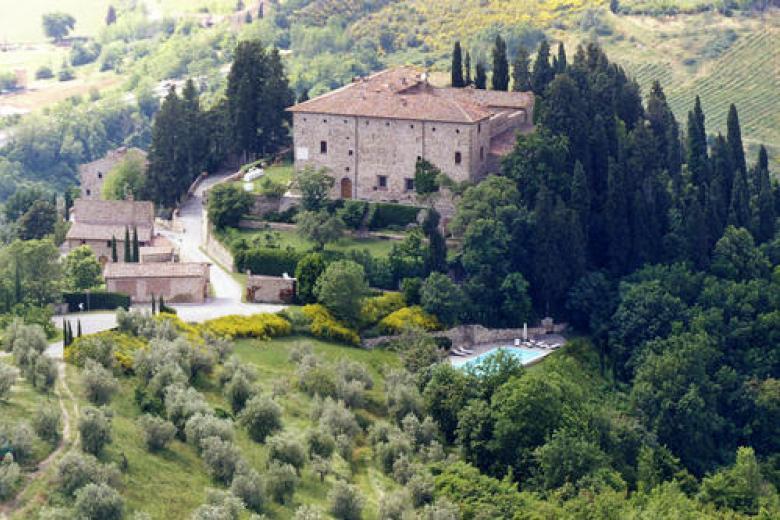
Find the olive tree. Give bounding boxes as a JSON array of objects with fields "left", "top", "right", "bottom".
[
  {"left": 73, "top": 483, "right": 124, "bottom": 520},
  {"left": 137, "top": 414, "right": 176, "bottom": 452},
  {"left": 0, "top": 363, "right": 19, "bottom": 401},
  {"left": 83, "top": 359, "right": 118, "bottom": 405},
  {"left": 201, "top": 436, "right": 242, "bottom": 484},
  {"left": 79, "top": 407, "right": 112, "bottom": 455},
  {"left": 328, "top": 481, "right": 365, "bottom": 520},
  {"left": 239, "top": 395, "right": 282, "bottom": 443}
]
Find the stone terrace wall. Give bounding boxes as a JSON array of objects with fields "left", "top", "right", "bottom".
[
  {"left": 362, "top": 323, "right": 567, "bottom": 349},
  {"left": 203, "top": 224, "right": 235, "bottom": 272}
]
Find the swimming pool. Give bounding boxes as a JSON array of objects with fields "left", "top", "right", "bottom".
[{"left": 452, "top": 346, "right": 547, "bottom": 370}]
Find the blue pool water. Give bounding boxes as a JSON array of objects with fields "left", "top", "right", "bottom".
[{"left": 453, "top": 346, "right": 547, "bottom": 370}]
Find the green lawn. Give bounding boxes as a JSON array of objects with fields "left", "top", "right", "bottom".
[
  {"left": 227, "top": 227, "right": 402, "bottom": 258},
  {"left": 16, "top": 336, "right": 401, "bottom": 519},
  {"left": 251, "top": 163, "right": 295, "bottom": 193}
]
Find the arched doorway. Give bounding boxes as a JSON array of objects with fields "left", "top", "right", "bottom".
[{"left": 340, "top": 177, "right": 353, "bottom": 199}]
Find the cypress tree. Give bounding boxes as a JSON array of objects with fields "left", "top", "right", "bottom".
[
  {"left": 146, "top": 86, "right": 188, "bottom": 207},
  {"left": 422, "top": 209, "right": 447, "bottom": 274},
  {"left": 729, "top": 169, "right": 751, "bottom": 228},
  {"left": 570, "top": 160, "right": 590, "bottom": 243},
  {"left": 111, "top": 235, "right": 118, "bottom": 263},
  {"left": 491, "top": 35, "right": 509, "bottom": 91},
  {"left": 63, "top": 319, "right": 68, "bottom": 346},
  {"left": 298, "top": 88, "right": 309, "bottom": 103},
  {"left": 710, "top": 134, "right": 735, "bottom": 215},
  {"left": 159, "top": 295, "right": 166, "bottom": 312},
  {"left": 686, "top": 107, "right": 708, "bottom": 192},
  {"left": 451, "top": 41, "right": 464, "bottom": 87},
  {"left": 106, "top": 5, "right": 117, "bottom": 25},
  {"left": 151, "top": 294, "right": 157, "bottom": 315},
  {"left": 753, "top": 146, "right": 776, "bottom": 242},
  {"left": 606, "top": 157, "right": 631, "bottom": 274},
  {"left": 123, "top": 226, "right": 131, "bottom": 262},
  {"left": 474, "top": 62, "right": 487, "bottom": 89},
  {"left": 464, "top": 51, "right": 472, "bottom": 86},
  {"left": 531, "top": 39, "right": 553, "bottom": 95},
  {"left": 685, "top": 195, "right": 709, "bottom": 269},
  {"left": 132, "top": 226, "right": 140, "bottom": 263},
  {"left": 511, "top": 45, "right": 531, "bottom": 92},
  {"left": 555, "top": 42, "right": 567, "bottom": 74},
  {"left": 77, "top": 320, "right": 82, "bottom": 338},
  {"left": 181, "top": 79, "right": 208, "bottom": 194},
  {"left": 726, "top": 104, "right": 746, "bottom": 177}
]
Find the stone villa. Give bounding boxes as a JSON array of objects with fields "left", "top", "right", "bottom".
[
  {"left": 65, "top": 199, "right": 155, "bottom": 263},
  {"left": 79, "top": 147, "right": 148, "bottom": 200},
  {"left": 287, "top": 66, "right": 534, "bottom": 203}
]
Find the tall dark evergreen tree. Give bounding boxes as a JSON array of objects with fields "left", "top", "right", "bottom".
[
  {"left": 123, "top": 226, "right": 131, "bottom": 262},
  {"left": 464, "top": 51, "right": 472, "bottom": 86},
  {"left": 132, "top": 226, "right": 140, "bottom": 263},
  {"left": 606, "top": 157, "right": 631, "bottom": 274},
  {"left": 710, "top": 134, "right": 735, "bottom": 220},
  {"left": 531, "top": 39, "right": 553, "bottom": 95},
  {"left": 752, "top": 146, "right": 776, "bottom": 243},
  {"left": 555, "top": 42, "right": 567, "bottom": 74},
  {"left": 181, "top": 79, "right": 208, "bottom": 188},
  {"left": 451, "top": 41, "right": 465, "bottom": 88},
  {"left": 686, "top": 100, "right": 709, "bottom": 193},
  {"left": 729, "top": 168, "right": 751, "bottom": 229},
  {"left": 110, "top": 235, "right": 118, "bottom": 263},
  {"left": 423, "top": 208, "right": 447, "bottom": 274},
  {"left": 474, "top": 62, "right": 487, "bottom": 89},
  {"left": 298, "top": 88, "right": 309, "bottom": 103},
  {"left": 145, "top": 87, "right": 189, "bottom": 207},
  {"left": 511, "top": 45, "right": 531, "bottom": 92},
  {"left": 227, "top": 40, "right": 294, "bottom": 163},
  {"left": 646, "top": 81, "right": 681, "bottom": 176},
  {"left": 491, "top": 35, "right": 509, "bottom": 91},
  {"left": 726, "top": 104, "right": 747, "bottom": 178},
  {"left": 570, "top": 160, "right": 590, "bottom": 244}
]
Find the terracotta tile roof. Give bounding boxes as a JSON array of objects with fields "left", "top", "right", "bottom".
[
  {"left": 67, "top": 223, "right": 153, "bottom": 242},
  {"left": 67, "top": 200, "right": 155, "bottom": 241},
  {"left": 489, "top": 123, "right": 535, "bottom": 157},
  {"left": 103, "top": 262, "right": 209, "bottom": 279},
  {"left": 287, "top": 66, "right": 533, "bottom": 124}
]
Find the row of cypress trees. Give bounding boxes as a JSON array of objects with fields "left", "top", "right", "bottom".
[
  {"left": 62, "top": 319, "right": 82, "bottom": 347},
  {"left": 110, "top": 226, "right": 140, "bottom": 263}
]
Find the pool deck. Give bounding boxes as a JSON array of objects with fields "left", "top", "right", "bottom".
[{"left": 448, "top": 333, "right": 566, "bottom": 367}]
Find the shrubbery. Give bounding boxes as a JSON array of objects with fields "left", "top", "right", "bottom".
[
  {"left": 65, "top": 331, "right": 145, "bottom": 371},
  {"left": 368, "top": 203, "right": 421, "bottom": 230},
  {"left": 378, "top": 306, "right": 440, "bottom": 335},
  {"left": 360, "top": 292, "right": 406, "bottom": 326},
  {"left": 201, "top": 313, "right": 291, "bottom": 340},
  {"left": 302, "top": 305, "right": 360, "bottom": 346}
]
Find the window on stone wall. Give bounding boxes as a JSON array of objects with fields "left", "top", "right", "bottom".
[
  {"left": 480, "top": 146, "right": 485, "bottom": 161},
  {"left": 98, "top": 172, "right": 103, "bottom": 179},
  {"left": 455, "top": 151, "right": 462, "bottom": 164},
  {"left": 106, "top": 240, "right": 111, "bottom": 247},
  {"left": 377, "top": 175, "right": 387, "bottom": 188},
  {"left": 404, "top": 178, "right": 414, "bottom": 192},
  {"left": 320, "top": 141, "right": 328, "bottom": 154},
  {"left": 478, "top": 123, "right": 482, "bottom": 133},
  {"left": 456, "top": 128, "right": 460, "bottom": 134},
  {"left": 86, "top": 189, "right": 91, "bottom": 196},
  {"left": 348, "top": 149, "right": 353, "bottom": 156}
]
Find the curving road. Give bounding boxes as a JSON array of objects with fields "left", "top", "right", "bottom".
[{"left": 48, "top": 172, "right": 285, "bottom": 358}]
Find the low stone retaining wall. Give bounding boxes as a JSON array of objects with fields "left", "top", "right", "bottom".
[
  {"left": 203, "top": 225, "right": 235, "bottom": 272},
  {"left": 362, "top": 323, "right": 567, "bottom": 349}
]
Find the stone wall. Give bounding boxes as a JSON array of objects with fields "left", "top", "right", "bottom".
[
  {"left": 362, "top": 323, "right": 567, "bottom": 349},
  {"left": 203, "top": 224, "right": 235, "bottom": 272},
  {"left": 246, "top": 274, "right": 296, "bottom": 303},
  {"left": 107, "top": 275, "right": 208, "bottom": 304}
]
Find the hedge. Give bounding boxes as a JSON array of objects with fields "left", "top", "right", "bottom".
[
  {"left": 234, "top": 247, "right": 303, "bottom": 277},
  {"left": 63, "top": 291, "right": 131, "bottom": 312},
  {"left": 367, "top": 203, "right": 422, "bottom": 230}
]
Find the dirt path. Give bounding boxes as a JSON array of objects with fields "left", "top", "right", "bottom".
[{"left": 0, "top": 345, "right": 78, "bottom": 519}]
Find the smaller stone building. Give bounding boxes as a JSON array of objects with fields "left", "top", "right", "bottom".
[
  {"left": 65, "top": 199, "right": 155, "bottom": 263},
  {"left": 79, "top": 147, "right": 148, "bottom": 200},
  {"left": 246, "top": 274, "right": 296, "bottom": 304},
  {"left": 139, "top": 246, "right": 175, "bottom": 263},
  {"left": 104, "top": 262, "right": 210, "bottom": 304}
]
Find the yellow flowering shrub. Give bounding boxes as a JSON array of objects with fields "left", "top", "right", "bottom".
[
  {"left": 155, "top": 312, "right": 203, "bottom": 343},
  {"left": 360, "top": 292, "right": 406, "bottom": 326},
  {"left": 65, "top": 331, "right": 146, "bottom": 371},
  {"left": 378, "top": 306, "right": 440, "bottom": 335},
  {"left": 302, "top": 304, "right": 361, "bottom": 346},
  {"left": 201, "top": 313, "right": 292, "bottom": 340}
]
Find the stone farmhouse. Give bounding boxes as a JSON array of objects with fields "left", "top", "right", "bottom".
[
  {"left": 65, "top": 199, "right": 155, "bottom": 263},
  {"left": 79, "top": 147, "right": 148, "bottom": 200},
  {"left": 287, "top": 66, "right": 534, "bottom": 203},
  {"left": 104, "top": 262, "right": 210, "bottom": 304}
]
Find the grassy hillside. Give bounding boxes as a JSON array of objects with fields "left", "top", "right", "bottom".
[{"left": 0, "top": 0, "right": 236, "bottom": 42}]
